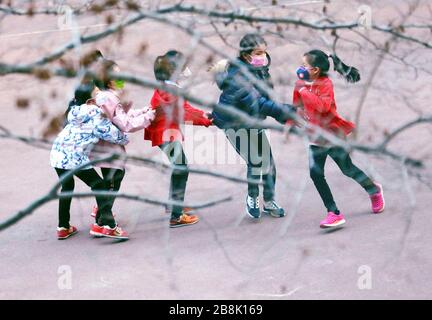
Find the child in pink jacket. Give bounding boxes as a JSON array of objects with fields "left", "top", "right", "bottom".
[{"left": 89, "top": 60, "right": 155, "bottom": 219}]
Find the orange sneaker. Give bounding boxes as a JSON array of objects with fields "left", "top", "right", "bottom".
[
  {"left": 57, "top": 226, "right": 78, "bottom": 240},
  {"left": 170, "top": 213, "right": 199, "bottom": 228}
]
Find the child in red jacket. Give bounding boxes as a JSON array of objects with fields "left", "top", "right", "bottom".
[
  {"left": 292, "top": 50, "right": 385, "bottom": 229},
  {"left": 145, "top": 50, "right": 212, "bottom": 228}
]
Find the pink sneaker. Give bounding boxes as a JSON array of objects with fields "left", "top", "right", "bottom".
[
  {"left": 320, "top": 212, "right": 346, "bottom": 228},
  {"left": 370, "top": 183, "right": 385, "bottom": 213},
  {"left": 90, "top": 206, "right": 116, "bottom": 218}
]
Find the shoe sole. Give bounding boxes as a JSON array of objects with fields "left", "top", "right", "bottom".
[
  {"left": 89, "top": 230, "right": 104, "bottom": 238},
  {"left": 373, "top": 204, "right": 385, "bottom": 214},
  {"left": 98, "top": 233, "right": 129, "bottom": 240},
  {"left": 170, "top": 220, "right": 199, "bottom": 228},
  {"left": 320, "top": 219, "right": 346, "bottom": 228},
  {"left": 262, "top": 209, "right": 286, "bottom": 218},
  {"left": 372, "top": 184, "right": 385, "bottom": 214},
  {"left": 245, "top": 206, "right": 261, "bottom": 219},
  {"left": 58, "top": 230, "right": 78, "bottom": 240}
]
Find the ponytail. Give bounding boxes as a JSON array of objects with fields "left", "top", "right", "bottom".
[
  {"left": 304, "top": 50, "right": 361, "bottom": 83},
  {"left": 328, "top": 53, "right": 360, "bottom": 83}
]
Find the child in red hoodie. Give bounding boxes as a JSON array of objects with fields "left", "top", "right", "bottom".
[
  {"left": 145, "top": 50, "right": 212, "bottom": 228},
  {"left": 292, "top": 50, "right": 385, "bottom": 229}
]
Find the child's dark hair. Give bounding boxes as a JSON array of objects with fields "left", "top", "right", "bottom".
[
  {"left": 93, "top": 59, "right": 117, "bottom": 89},
  {"left": 304, "top": 49, "right": 360, "bottom": 83},
  {"left": 69, "top": 82, "right": 95, "bottom": 106},
  {"left": 154, "top": 50, "right": 184, "bottom": 81},
  {"left": 64, "top": 81, "right": 95, "bottom": 123},
  {"left": 239, "top": 33, "right": 267, "bottom": 61}
]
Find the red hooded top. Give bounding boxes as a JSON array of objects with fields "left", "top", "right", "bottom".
[
  {"left": 292, "top": 76, "right": 355, "bottom": 142},
  {"left": 144, "top": 88, "right": 212, "bottom": 147}
]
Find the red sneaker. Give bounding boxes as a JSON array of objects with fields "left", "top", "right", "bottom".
[
  {"left": 100, "top": 225, "right": 129, "bottom": 240},
  {"left": 89, "top": 223, "right": 104, "bottom": 237},
  {"left": 57, "top": 226, "right": 78, "bottom": 240}
]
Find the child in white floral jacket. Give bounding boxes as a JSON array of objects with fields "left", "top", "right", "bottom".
[{"left": 50, "top": 84, "right": 130, "bottom": 240}]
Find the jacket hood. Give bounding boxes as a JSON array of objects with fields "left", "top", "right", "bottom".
[
  {"left": 214, "top": 58, "right": 242, "bottom": 90},
  {"left": 67, "top": 103, "right": 100, "bottom": 125},
  {"left": 150, "top": 89, "right": 177, "bottom": 107},
  {"left": 214, "top": 53, "right": 272, "bottom": 90}
]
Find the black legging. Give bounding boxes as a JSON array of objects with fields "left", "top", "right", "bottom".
[
  {"left": 101, "top": 168, "right": 125, "bottom": 191},
  {"left": 55, "top": 168, "right": 116, "bottom": 228},
  {"left": 309, "top": 145, "right": 378, "bottom": 213},
  {"left": 225, "top": 128, "right": 276, "bottom": 201},
  {"left": 159, "top": 141, "right": 189, "bottom": 218},
  {"left": 101, "top": 167, "right": 125, "bottom": 210}
]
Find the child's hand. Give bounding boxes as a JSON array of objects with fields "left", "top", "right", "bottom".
[
  {"left": 146, "top": 108, "right": 156, "bottom": 121},
  {"left": 204, "top": 112, "right": 214, "bottom": 125},
  {"left": 294, "top": 80, "right": 306, "bottom": 92}
]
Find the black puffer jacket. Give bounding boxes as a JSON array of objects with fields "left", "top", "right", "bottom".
[{"left": 211, "top": 55, "right": 295, "bottom": 129}]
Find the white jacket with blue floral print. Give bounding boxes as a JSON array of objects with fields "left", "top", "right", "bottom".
[{"left": 50, "top": 103, "right": 129, "bottom": 170}]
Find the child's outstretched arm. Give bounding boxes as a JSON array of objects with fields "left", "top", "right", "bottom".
[
  {"left": 112, "top": 105, "right": 156, "bottom": 133},
  {"left": 231, "top": 81, "right": 295, "bottom": 124},
  {"left": 256, "top": 96, "right": 296, "bottom": 124},
  {"left": 183, "top": 101, "right": 212, "bottom": 127},
  {"left": 93, "top": 117, "right": 129, "bottom": 145}
]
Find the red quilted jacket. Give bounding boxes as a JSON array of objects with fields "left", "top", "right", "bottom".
[
  {"left": 144, "top": 87, "right": 212, "bottom": 147},
  {"left": 292, "top": 76, "right": 355, "bottom": 141}
]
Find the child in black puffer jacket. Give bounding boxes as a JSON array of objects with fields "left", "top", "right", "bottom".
[{"left": 211, "top": 33, "right": 295, "bottom": 220}]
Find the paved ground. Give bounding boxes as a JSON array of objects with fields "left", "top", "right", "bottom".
[{"left": 1, "top": 1, "right": 431, "bottom": 299}]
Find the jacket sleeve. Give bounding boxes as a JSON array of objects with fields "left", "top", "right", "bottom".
[
  {"left": 229, "top": 74, "right": 295, "bottom": 123},
  {"left": 292, "top": 80, "right": 307, "bottom": 107},
  {"left": 183, "top": 101, "right": 212, "bottom": 127},
  {"left": 299, "top": 79, "right": 334, "bottom": 114},
  {"left": 95, "top": 91, "right": 118, "bottom": 119},
  {"left": 257, "top": 96, "right": 296, "bottom": 123},
  {"left": 93, "top": 117, "right": 129, "bottom": 145},
  {"left": 112, "top": 106, "right": 155, "bottom": 133}
]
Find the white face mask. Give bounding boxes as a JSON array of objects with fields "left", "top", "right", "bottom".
[{"left": 180, "top": 67, "right": 192, "bottom": 78}]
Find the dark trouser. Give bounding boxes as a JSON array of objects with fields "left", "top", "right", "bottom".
[
  {"left": 309, "top": 145, "right": 378, "bottom": 213},
  {"left": 101, "top": 167, "right": 125, "bottom": 211},
  {"left": 225, "top": 128, "right": 276, "bottom": 201},
  {"left": 55, "top": 168, "right": 116, "bottom": 228},
  {"left": 159, "top": 141, "right": 189, "bottom": 219}
]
